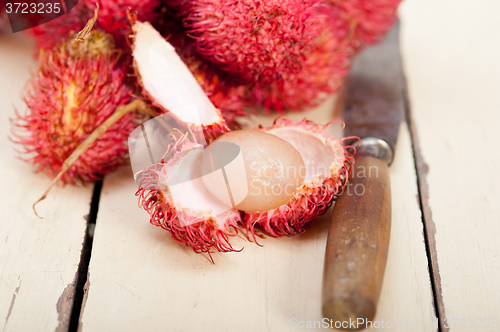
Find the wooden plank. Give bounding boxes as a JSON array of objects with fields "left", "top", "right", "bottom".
[
  {"left": 80, "top": 96, "right": 434, "bottom": 330},
  {"left": 0, "top": 34, "right": 94, "bottom": 331},
  {"left": 400, "top": 0, "right": 500, "bottom": 330}
]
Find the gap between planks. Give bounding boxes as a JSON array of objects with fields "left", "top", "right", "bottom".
[
  {"left": 404, "top": 77, "right": 447, "bottom": 332},
  {"left": 66, "top": 181, "right": 102, "bottom": 332}
]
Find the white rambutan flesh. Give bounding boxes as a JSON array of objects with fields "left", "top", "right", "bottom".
[
  {"left": 202, "top": 130, "right": 305, "bottom": 213},
  {"left": 241, "top": 118, "right": 351, "bottom": 239}
]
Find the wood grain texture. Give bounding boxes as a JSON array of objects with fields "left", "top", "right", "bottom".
[
  {"left": 322, "top": 157, "right": 391, "bottom": 328},
  {"left": 400, "top": 0, "right": 500, "bottom": 330},
  {"left": 0, "top": 35, "right": 93, "bottom": 331},
  {"left": 367, "top": 124, "right": 436, "bottom": 331}
]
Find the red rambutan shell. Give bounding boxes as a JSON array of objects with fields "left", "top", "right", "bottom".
[
  {"left": 130, "top": 20, "right": 232, "bottom": 136},
  {"left": 246, "top": 2, "right": 356, "bottom": 112},
  {"left": 136, "top": 139, "right": 244, "bottom": 257},
  {"left": 168, "top": 0, "right": 321, "bottom": 84},
  {"left": 244, "top": 118, "right": 353, "bottom": 239},
  {"left": 328, "top": 0, "right": 402, "bottom": 45},
  {"left": 164, "top": 0, "right": 401, "bottom": 113},
  {"left": 27, "top": 2, "right": 89, "bottom": 50},
  {"left": 164, "top": 1, "right": 358, "bottom": 113},
  {"left": 11, "top": 39, "right": 141, "bottom": 184}
]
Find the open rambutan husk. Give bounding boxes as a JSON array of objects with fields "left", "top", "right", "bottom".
[
  {"left": 11, "top": 31, "right": 144, "bottom": 184},
  {"left": 245, "top": 118, "right": 353, "bottom": 239},
  {"left": 135, "top": 134, "right": 245, "bottom": 256},
  {"left": 131, "top": 21, "right": 354, "bottom": 257}
]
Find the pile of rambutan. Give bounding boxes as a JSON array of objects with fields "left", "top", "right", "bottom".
[{"left": 10, "top": 0, "right": 401, "bottom": 258}]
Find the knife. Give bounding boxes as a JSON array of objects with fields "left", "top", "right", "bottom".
[{"left": 322, "top": 23, "right": 404, "bottom": 330}]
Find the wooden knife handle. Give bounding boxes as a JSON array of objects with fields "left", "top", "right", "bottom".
[{"left": 322, "top": 156, "right": 391, "bottom": 330}]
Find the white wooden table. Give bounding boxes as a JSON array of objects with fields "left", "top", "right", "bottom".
[{"left": 1, "top": 0, "right": 499, "bottom": 331}]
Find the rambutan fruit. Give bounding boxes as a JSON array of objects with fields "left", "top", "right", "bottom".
[
  {"left": 154, "top": 4, "right": 354, "bottom": 117},
  {"left": 202, "top": 130, "right": 307, "bottom": 213},
  {"left": 329, "top": 0, "right": 402, "bottom": 45},
  {"left": 135, "top": 117, "right": 353, "bottom": 256},
  {"left": 246, "top": 2, "right": 355, "bottom": 112},
  {"left": 28, "top": 1, "right": 91, "bottom": 51},
  {"left": 28, "top": 0, "right": 162, "bottom": 51},
  {"left": 131, "top": 21, "right": 354, "bottom": 257},
  {"left": 11, "top": 31, "right": 142, "bottom": 185},
  {"left": 164, "top": 0, "right": 356, "bottom": 113},
  {"left": 243, "top": 118, "right": 352, "bottom": 238},
  {"left": 164, "top": 0, "right": 400, "bottom": 113},
  {"left": 167, "top": 0, "right": 321, "bottom": 84}
]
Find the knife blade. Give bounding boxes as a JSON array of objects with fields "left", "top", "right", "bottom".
[{"left": 321, "top": 23, "right": 405, "bottom": 330}]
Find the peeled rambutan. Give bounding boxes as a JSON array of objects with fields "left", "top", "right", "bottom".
[
  {"left": 131, "top": 22, "right": 354, "bottom": 256},
  {"left": 157, "top": 18, "right": 248, "bottom": 125},
  {"left": 135, "top": 116, "right": 353, "bottom": 256},
  {"left": 11, "top": 31, "right": 142, "bottom": 184},
  {"left": 243, "top": 118, "right": 352, "bottom": 238},
  {"left": 130, "top": 19, "right": 230, "bottom": 138},
  {"left": 28, "top": 0, "right": 162, "bottom": 51}
]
